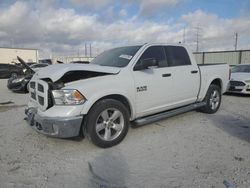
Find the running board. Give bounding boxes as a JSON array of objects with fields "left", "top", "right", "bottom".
[{"left": 132, "top": 102, "right": 206, "bottom": 127}]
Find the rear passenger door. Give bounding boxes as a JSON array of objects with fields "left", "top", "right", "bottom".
[{"left": 164, "top": 46, "right": 200, "bottom": 106}]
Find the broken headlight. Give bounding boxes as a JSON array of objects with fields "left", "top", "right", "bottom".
[
  {"left": 12, "top": 78, "right": 24, "bottom": 83},
  {"left": 52, "top": 89, "right": 86, "bottom": 105}
]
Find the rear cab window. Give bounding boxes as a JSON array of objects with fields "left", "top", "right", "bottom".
[{"left": 164, "top": 46, "right": 191, "bottom": 67}]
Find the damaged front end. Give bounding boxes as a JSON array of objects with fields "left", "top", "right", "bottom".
[
  {"left": 30, "top": 67, "right": 119, "bottom": 111},
  {"left": 25, "top": 107, "right": 83, "bottom": 138},
  {"left": 53, "top": 70, "right": 113, "bottom": 87},
  {"left": 25, "top": 64, "right": 120, "bottom": 138}
]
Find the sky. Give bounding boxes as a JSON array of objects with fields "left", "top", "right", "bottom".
[{"left": 0, "top": 0, "right": 250, "bottom": 58}]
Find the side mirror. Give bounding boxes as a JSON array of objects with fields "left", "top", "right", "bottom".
[{"left": 135, "top": 58, "right": 158, "bottom": 71}]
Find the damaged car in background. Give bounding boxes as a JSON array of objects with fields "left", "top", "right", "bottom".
[
  {"left": 0, "top": 63, "right": 23, "bottom": 79},
  {"left": 227, "top": 64, "right": 250, "bottom": 94},
  {"left": 7, "top": 56, "right": 49, "bottom": 93},
  {"left": 25, "top": 43, "right": 229, "bottom": 148}
]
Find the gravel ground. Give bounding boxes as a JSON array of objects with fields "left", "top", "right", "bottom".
[{"left": 0, "top": 79, "right": 249, "bottom": 188}]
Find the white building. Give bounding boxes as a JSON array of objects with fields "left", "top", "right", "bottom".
[{"left": 0, "top": 47, "right": 38, "bottom": 64}]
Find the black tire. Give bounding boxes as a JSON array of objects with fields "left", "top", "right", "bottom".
[
  {"left": 85, "top": 99, "right": 130, "bottom": 148},
  {"left": 199, "top": 84, "right": 221, "bottom": 114}
]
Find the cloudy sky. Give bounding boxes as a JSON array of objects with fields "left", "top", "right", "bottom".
[{"left": 0, "top": 0, "right": 250, "bottom": 58}]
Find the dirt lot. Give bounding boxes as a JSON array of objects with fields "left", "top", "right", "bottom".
[{"left": 0, "top": 79, "right": 249, "bottom": 188}]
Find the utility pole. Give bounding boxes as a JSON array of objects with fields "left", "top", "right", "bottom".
[
  {"left": 89, "top": 43, "right": 92, "bottom": 57},
  {"left": 183, "top": 27, "right": 186, "bottom": 44},
  {"left": 85, "top": 43, "right": 87, "bottom": 57},
  {"left": 234, "top": 32, "right": 238, "bottom": 51},
  {"left": 194, "top": 26, "right": 202, "bottom": 52}
]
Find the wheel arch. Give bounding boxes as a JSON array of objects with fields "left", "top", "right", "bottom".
[
  {"left": 205, "top": 78, "right": 223, "bottom": 97},
  {"left": 98, "top": 94, "right": 132, "bottom": 117},
  {"left": 199, "top": 79, "right": 222, "bottom": 114},
  {"left": 210, "top": 78, "right": 222, "bottom": 90},
  {"left": 82, "top": 94, "right": 134, "bottom": 120},
  {"left": 199, "top": 77, "right": 223, "bottom": 101}
]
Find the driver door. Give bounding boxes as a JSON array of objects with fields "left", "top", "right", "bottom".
[{"left": 132, "top": 46, "right": 175, "bottom": 118}]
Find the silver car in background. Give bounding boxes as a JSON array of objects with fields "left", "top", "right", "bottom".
[{"left": 228, "top": 64, "right": 250, "bottom": 94}]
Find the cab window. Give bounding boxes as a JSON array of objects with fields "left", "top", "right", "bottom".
[
  {"left": 134, "top": 46, "right": 168, "bottom": 70},
  {"left": 164, "top": 46, "right": 191, "bottom": 66}
]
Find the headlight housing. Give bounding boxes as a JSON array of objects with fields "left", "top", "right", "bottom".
[
  {"left": 12, "top": 78, "right": 24, "bottom": 83},
  {"left": 52, "top": 89, "right": 86, "bottom": 105}
]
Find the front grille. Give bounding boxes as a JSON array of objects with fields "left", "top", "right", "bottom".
[
  {"left": 30, "top": 81, "right": 36, "bottom": 89},
  {"left": 230, "top": 81, "right": 245, "bottom": 86},
  {"left": 31, "top": 92, "right": 36, "bottom": 99},
  {"left": 29, "top": 80, "right": 50, "bottom": 111},
  {"left": 229, "top": 87, "right": 243, "bottom": 92},
  {"left": 38, "top": 96, "right": 44, "bottom": 105},
  {"left": 38, "top": 84, "right": 44, "bottom": 92}
]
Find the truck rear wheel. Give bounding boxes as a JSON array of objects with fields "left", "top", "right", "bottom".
[
  {"left": 85, "top": 99, "right": 129, "bottom": 148},
  {"left": 200, "top": 84, "right": 221, "bottom": 114}
]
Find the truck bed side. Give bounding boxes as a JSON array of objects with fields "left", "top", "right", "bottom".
[{"left": 197, "top": 64, "right": 229, "bottom": 101}]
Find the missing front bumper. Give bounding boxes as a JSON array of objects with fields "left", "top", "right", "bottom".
[{"left": 25, "top": 107, "right": 83, "bottom": 138}]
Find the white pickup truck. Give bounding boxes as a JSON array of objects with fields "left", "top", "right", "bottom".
[{"left": 25, "top": 43, "right": 230, "bottom": 148}]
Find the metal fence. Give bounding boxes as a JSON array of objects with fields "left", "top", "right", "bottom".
[
  {"left": 52, "top": 56, "right": 94, "bottom": 64},
  {"left": 193, "top": 50, "right": 250, "bottom": 65}
]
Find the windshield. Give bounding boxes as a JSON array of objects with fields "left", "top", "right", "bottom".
[
  {"left": 91, "top": 46, "right": 142, "bottom": 67},
  {"left": 231, "top": 65, "right": 250, "bottom": 73}
]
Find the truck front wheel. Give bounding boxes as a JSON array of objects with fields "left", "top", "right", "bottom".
[
  {"left": 85, "top": 99, "right": 130, "bottom": 148},
  {"left": 200, "top": 84, "right": 221, "bottom": 114}
]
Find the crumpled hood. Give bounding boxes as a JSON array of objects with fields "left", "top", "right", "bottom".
[
  {"left": 34, "top": 64, "right": 121, "bottom": 82},
  {"left": 231, "top": 72, "right": 250, "bottom": 81}
]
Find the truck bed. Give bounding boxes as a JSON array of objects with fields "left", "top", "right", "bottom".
[{"left": 197, "top": 63, "right": 229, "bottom": 101}]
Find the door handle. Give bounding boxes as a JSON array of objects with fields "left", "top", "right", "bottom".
[
  {"left": 191, "top": 70, "right": 198, "bottom": 74},
  {"left": 162, "top": 73, "right": 171, "bottom": 77}
]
